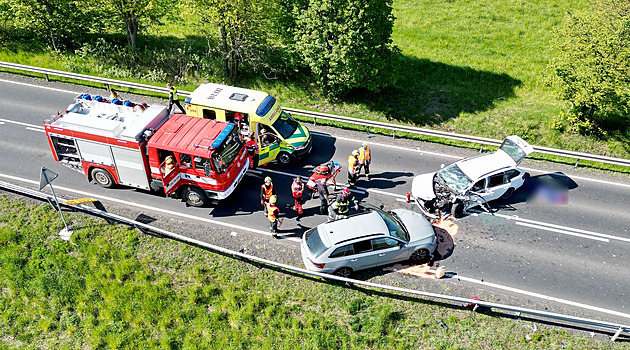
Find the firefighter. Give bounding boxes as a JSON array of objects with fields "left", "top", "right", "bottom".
[
  {"left": 347, "top": 149, "right": 359, "bottom": 189},
  {"left": 164, "top": 155, "right": 176, "bottom": 174},
  {"left": 266, "top": 195, "right": 281, "bottom": 237},
  {"left": 358, "top": 142, "right": 371, "bottom": 180},
  {"left": 167, "top": 82, "right": 186, "bottom": 114},
  {"left": 328, "top": 188, "right": 359, "bottom": 221},
  {"left": 243, "top": 133, "right": 259, "bottom": 169},
  {"left": 108, "top": 87, "right": 119, "bottom": 100},
  {"left": 260, "top": 176, "right": 275, "bottom": 214},
  {"left": 291, "top": 176, "right": 305, "bottom": 215}
]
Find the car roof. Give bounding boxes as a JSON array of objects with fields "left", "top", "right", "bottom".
[
  {"left": 454, "top": 150, "right": 516, "bottom": 181},
  {"left": 318, "top": 211, "right": 388, "bottom": 247}
]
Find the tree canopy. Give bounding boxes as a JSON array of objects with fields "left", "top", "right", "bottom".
[
  {"left": 550, "top": 0, "right": 630, "bottom": 134},
  {"left": 292, "top": 0, "right": 400, "bottom": 96}
]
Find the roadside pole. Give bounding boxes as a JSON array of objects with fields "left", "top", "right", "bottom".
[{"left": 39, "top": 167, "right": 72, "bottom": 240}]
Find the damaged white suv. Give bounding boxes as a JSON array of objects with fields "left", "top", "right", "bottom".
[{"left": 411, "top": 135, "right": 534, "bottom": 218}]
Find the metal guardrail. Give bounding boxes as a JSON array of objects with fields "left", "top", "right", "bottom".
[
  {"left": 2, "top": 61, "right": 630, "bottom": 168},
  {"left": 0, "top": 180, "right": 629, "bottom": 341}
]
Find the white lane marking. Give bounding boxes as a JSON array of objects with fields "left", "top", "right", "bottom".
[
  {"left": 452, "top": 274, "right": 630, "bottom": 320},
  {"left": 26, "top": 127, "right": 45, "bottom": 133},
  {"left": 0, "top": 173, "right": 300, "bottom": 243},
  {"left": 0, "top": 118, "right": 44, "bottom": 129},
  {"left": 248, "top": 169, "right": 262, "bottom": 175},
  {"left": 515, "top": 222, "right": 609, "bottom": 242},
  {"left": 312, "top": 131, "right": 462, "bottom": 159},
  {"left": 0, "top": 121, "right": 4, "bottom": 125},
  {"left": 0, "top": 78, "right": 80, "bottom": 94},
  {"left": 476, "top": 211, "right": 630, "bottom": 243}
]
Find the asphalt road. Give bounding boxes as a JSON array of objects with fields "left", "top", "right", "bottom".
[{"left": 1, "top": 73, "right": 629, "bottom": 325}]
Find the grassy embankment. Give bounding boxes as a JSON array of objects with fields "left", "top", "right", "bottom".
[
  {"left": 2, "top": 0, "right": 629, "bottom": 172},
  {"left": 0, "top": 196, "right": 621, "bottom": 349}
]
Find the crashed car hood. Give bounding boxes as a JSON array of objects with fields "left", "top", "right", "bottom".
[
  {"left": 391, "top": 209, "right": 435, "bottom": 242},
  {"left": 411, "top": 173, "right": 436, "bottom": 201}
]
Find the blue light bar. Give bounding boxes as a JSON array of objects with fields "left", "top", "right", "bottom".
[
  {"left": 211, "top": 123, "right": 235, "bottom": 149},
  {"left": 184, "top": 97, "right": 191, "bottom": 104}
]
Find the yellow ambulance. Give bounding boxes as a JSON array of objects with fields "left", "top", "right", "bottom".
[{"left": 184, "top": 83, "right": 312, "bottom": 165}]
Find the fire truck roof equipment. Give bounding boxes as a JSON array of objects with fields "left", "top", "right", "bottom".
[{"left": 148, "top": 114, "right": 235, "bottom": 155}]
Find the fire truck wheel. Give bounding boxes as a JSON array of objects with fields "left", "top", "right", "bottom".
[
  {"left": 277, "top": 152, "right": 292, "bottom": 165},
  {"left": 184, "top": 187, "right": 208, "bottom": 207},
  {"left": 91, "top": 168, "right": 115, "bottom": 188}
]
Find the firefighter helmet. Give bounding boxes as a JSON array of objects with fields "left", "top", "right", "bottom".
[
  {"left": 264, "top": 176, "right": 272, "bottom": 184},
  {"left": 352, "top": 150, "right": 359, "bottom": 156},
  {"left": 269, "top": 195, "right": 277, "bottom": 204},
  {"left": 362, "top": 142, "right": 368, "bottom": 148},
  {"left": 342, "top": 188, "right": 351, "bottom": 196}
]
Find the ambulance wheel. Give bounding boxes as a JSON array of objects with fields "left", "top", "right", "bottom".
[
  {"left": 184, "top": 187, "right": 207, "bottom": 207},
  {"left": 91, "top": 168, "right": 115, "bottom": 188},
  {"left": 277, "top": 152, "right": 292, "bottom": 165}
]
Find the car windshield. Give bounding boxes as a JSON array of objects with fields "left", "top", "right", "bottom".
[
  {"left": 376, "top": 210, "right": 409, "bottom": 242},
  {"left": 436, "top": 163, "right": 473, "bottom": 195},
  {"left": 211, "top": 125, "right": 243, "bottom": 174},
  {"left": 305, "top": 227, "right": 328, "bottom": 258},
  {"left": 271, "top": 112, "right": 299, "bottom": 139}
]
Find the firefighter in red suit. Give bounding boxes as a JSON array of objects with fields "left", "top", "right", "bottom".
[{"left": 243, "top": 133, "right": 259, "bottom": 169}]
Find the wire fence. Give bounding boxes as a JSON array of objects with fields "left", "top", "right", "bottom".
[
  {"left": 0, "top": 180, "right": 628, "bottom": 341},
  {"left": 1, "top": 61, "right": 629, "bottom": 168}
]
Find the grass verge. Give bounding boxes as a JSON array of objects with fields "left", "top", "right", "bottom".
[{"left": 0, "top": 196, "right": 621, "bottom": 349}]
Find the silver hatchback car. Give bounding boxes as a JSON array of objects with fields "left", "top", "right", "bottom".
[{"left": 300, "top": 207, "right": 437, "bottom": 277}]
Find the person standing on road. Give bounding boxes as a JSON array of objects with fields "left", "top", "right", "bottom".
[
  {"left": 167, "top": 82, "right": 186, "bottom": 114},
  {"left": 291, "top": 176, "right": 305, "bottom": 215},
  {"left": 358, "top": 142, "right": 371, "bottom": 180},
  {"left": 261, "top": 176, "right": 275, "bottom": 214},
  {"left": 243, "top": 133, "right": 259, "bottom": 169},
  {"left": 266, "top": 195, "right": 281, "bottom": 237},
  {"left": 316, "top": 179, "right": 330, "bottom": 215},
  {"left": 108, "top": 87, "right": 119, "bottom": 101},
  {"left": 347, "top": 150, "right": 359, "bottom": 189}
]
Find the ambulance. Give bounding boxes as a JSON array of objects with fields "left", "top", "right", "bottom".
[
  {"left": 184, "top": 83, "right": 312, "bottom": 165},
  {"left": 44, "top": 94, "right": 249, "bottom": 207}
]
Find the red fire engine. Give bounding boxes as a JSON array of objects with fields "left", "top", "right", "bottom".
[{"left": 44, "top": 94, "right": 249, "bottom": 207}]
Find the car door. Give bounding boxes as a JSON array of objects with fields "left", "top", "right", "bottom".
[
  {"left": 343, "top": 239, "right": 378, "bottom": 272},
  {"left": 483, "top": 172, "right": 509, "bottom": 201},
  {"left": 372, "top": 237, "right": 407, "bottom": 267}
]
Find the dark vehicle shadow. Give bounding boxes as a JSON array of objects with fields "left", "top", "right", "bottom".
[
  {"left": 492, "top": 172, "right": 578, "bottom": 210},
  {"left": 356, "top": 171, "right": 414, "bottom": 190}
]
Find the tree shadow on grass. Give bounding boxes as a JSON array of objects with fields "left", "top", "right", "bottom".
[{"left": 343, "top": 55, "right": 523, "bottom": 126}]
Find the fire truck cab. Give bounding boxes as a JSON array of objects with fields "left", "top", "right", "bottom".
[{"left": 44, "top": 94, "right": 249, "bottom": 207}]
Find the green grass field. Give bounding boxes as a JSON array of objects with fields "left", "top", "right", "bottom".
[
  {"left": 0, "top": 196, "right": 621, "bottom": 349},
  {"left": 1, "top": 0, "right": 629, "bottom": 164}
]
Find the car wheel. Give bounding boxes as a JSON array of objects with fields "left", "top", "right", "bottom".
[
  {"left": 501, "top": 187, "right": 515, "bottom": 199},
  {"left": 333, "top": 267, "right": 353, "bottom": 278},
  {"left": 91, "top": 168, "right": 114, "bottom": 188},
  {"left": 409, "top": 248, "right": 431, "bottom": 264},
  {"left": 452, "top": 201, "right": 464, "bottom": 218},
  {"left": 277, "top": 152, "right": 292, "bottom": 165},
  {"left": 184, "top": 187, "right": 208, "bottom": 207}
]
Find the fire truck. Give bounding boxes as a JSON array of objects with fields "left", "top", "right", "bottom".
[{"left": 44, "top": 94, "right": 249, "bottom": 207}]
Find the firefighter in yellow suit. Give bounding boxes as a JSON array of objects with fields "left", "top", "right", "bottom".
[
  {"left": 358, "top": 142, "right": 371, "bottom": 180},
  {"left": 266, "top": 195, "right": 281, "bottom": 237},
  {"left": 347, "top": 150, "right": 359, "bottom": 189}
]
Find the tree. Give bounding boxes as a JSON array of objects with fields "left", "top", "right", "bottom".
[
  {"left": 550, "top": 0, "right": 630, "bottom": 134},
  {"left": 105, "top": 0, "right": 169, "bottom": 48},
  {"left": 185, "top": 0, "right": 284, "bottom": 84},
  {"left": 291, "top": 0, "right": 399, "bottom": 96},
  {"left": 9, "top": 0, "right": 97, "bottom": 50}
]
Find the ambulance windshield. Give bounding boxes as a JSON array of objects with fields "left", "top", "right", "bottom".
[
  {"left": 212, "top": 126, "right": 243, "bottom": 174},
  {"left": 272, "top": 112, "right": 298, "bottom": 139}
]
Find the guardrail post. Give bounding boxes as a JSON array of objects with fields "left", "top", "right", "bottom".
[
  {"left": 392, "top": 131, "right": 396, "bottom": 139},
  {"left": 314, "top": 117, "right": 317, "bottom": 126},
  {"left": 45, "top": 74, "right": 49, "bottom": 82},
  {"left": 611, "top": 326, "right": 624, "bottom": 342},
  {"left": 573, "top": 159, "right": 580, "bottom": 169}
]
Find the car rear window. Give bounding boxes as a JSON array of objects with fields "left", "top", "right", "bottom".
[{"left": 305, "top": 227, "right": 328, "bottom": 257}]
